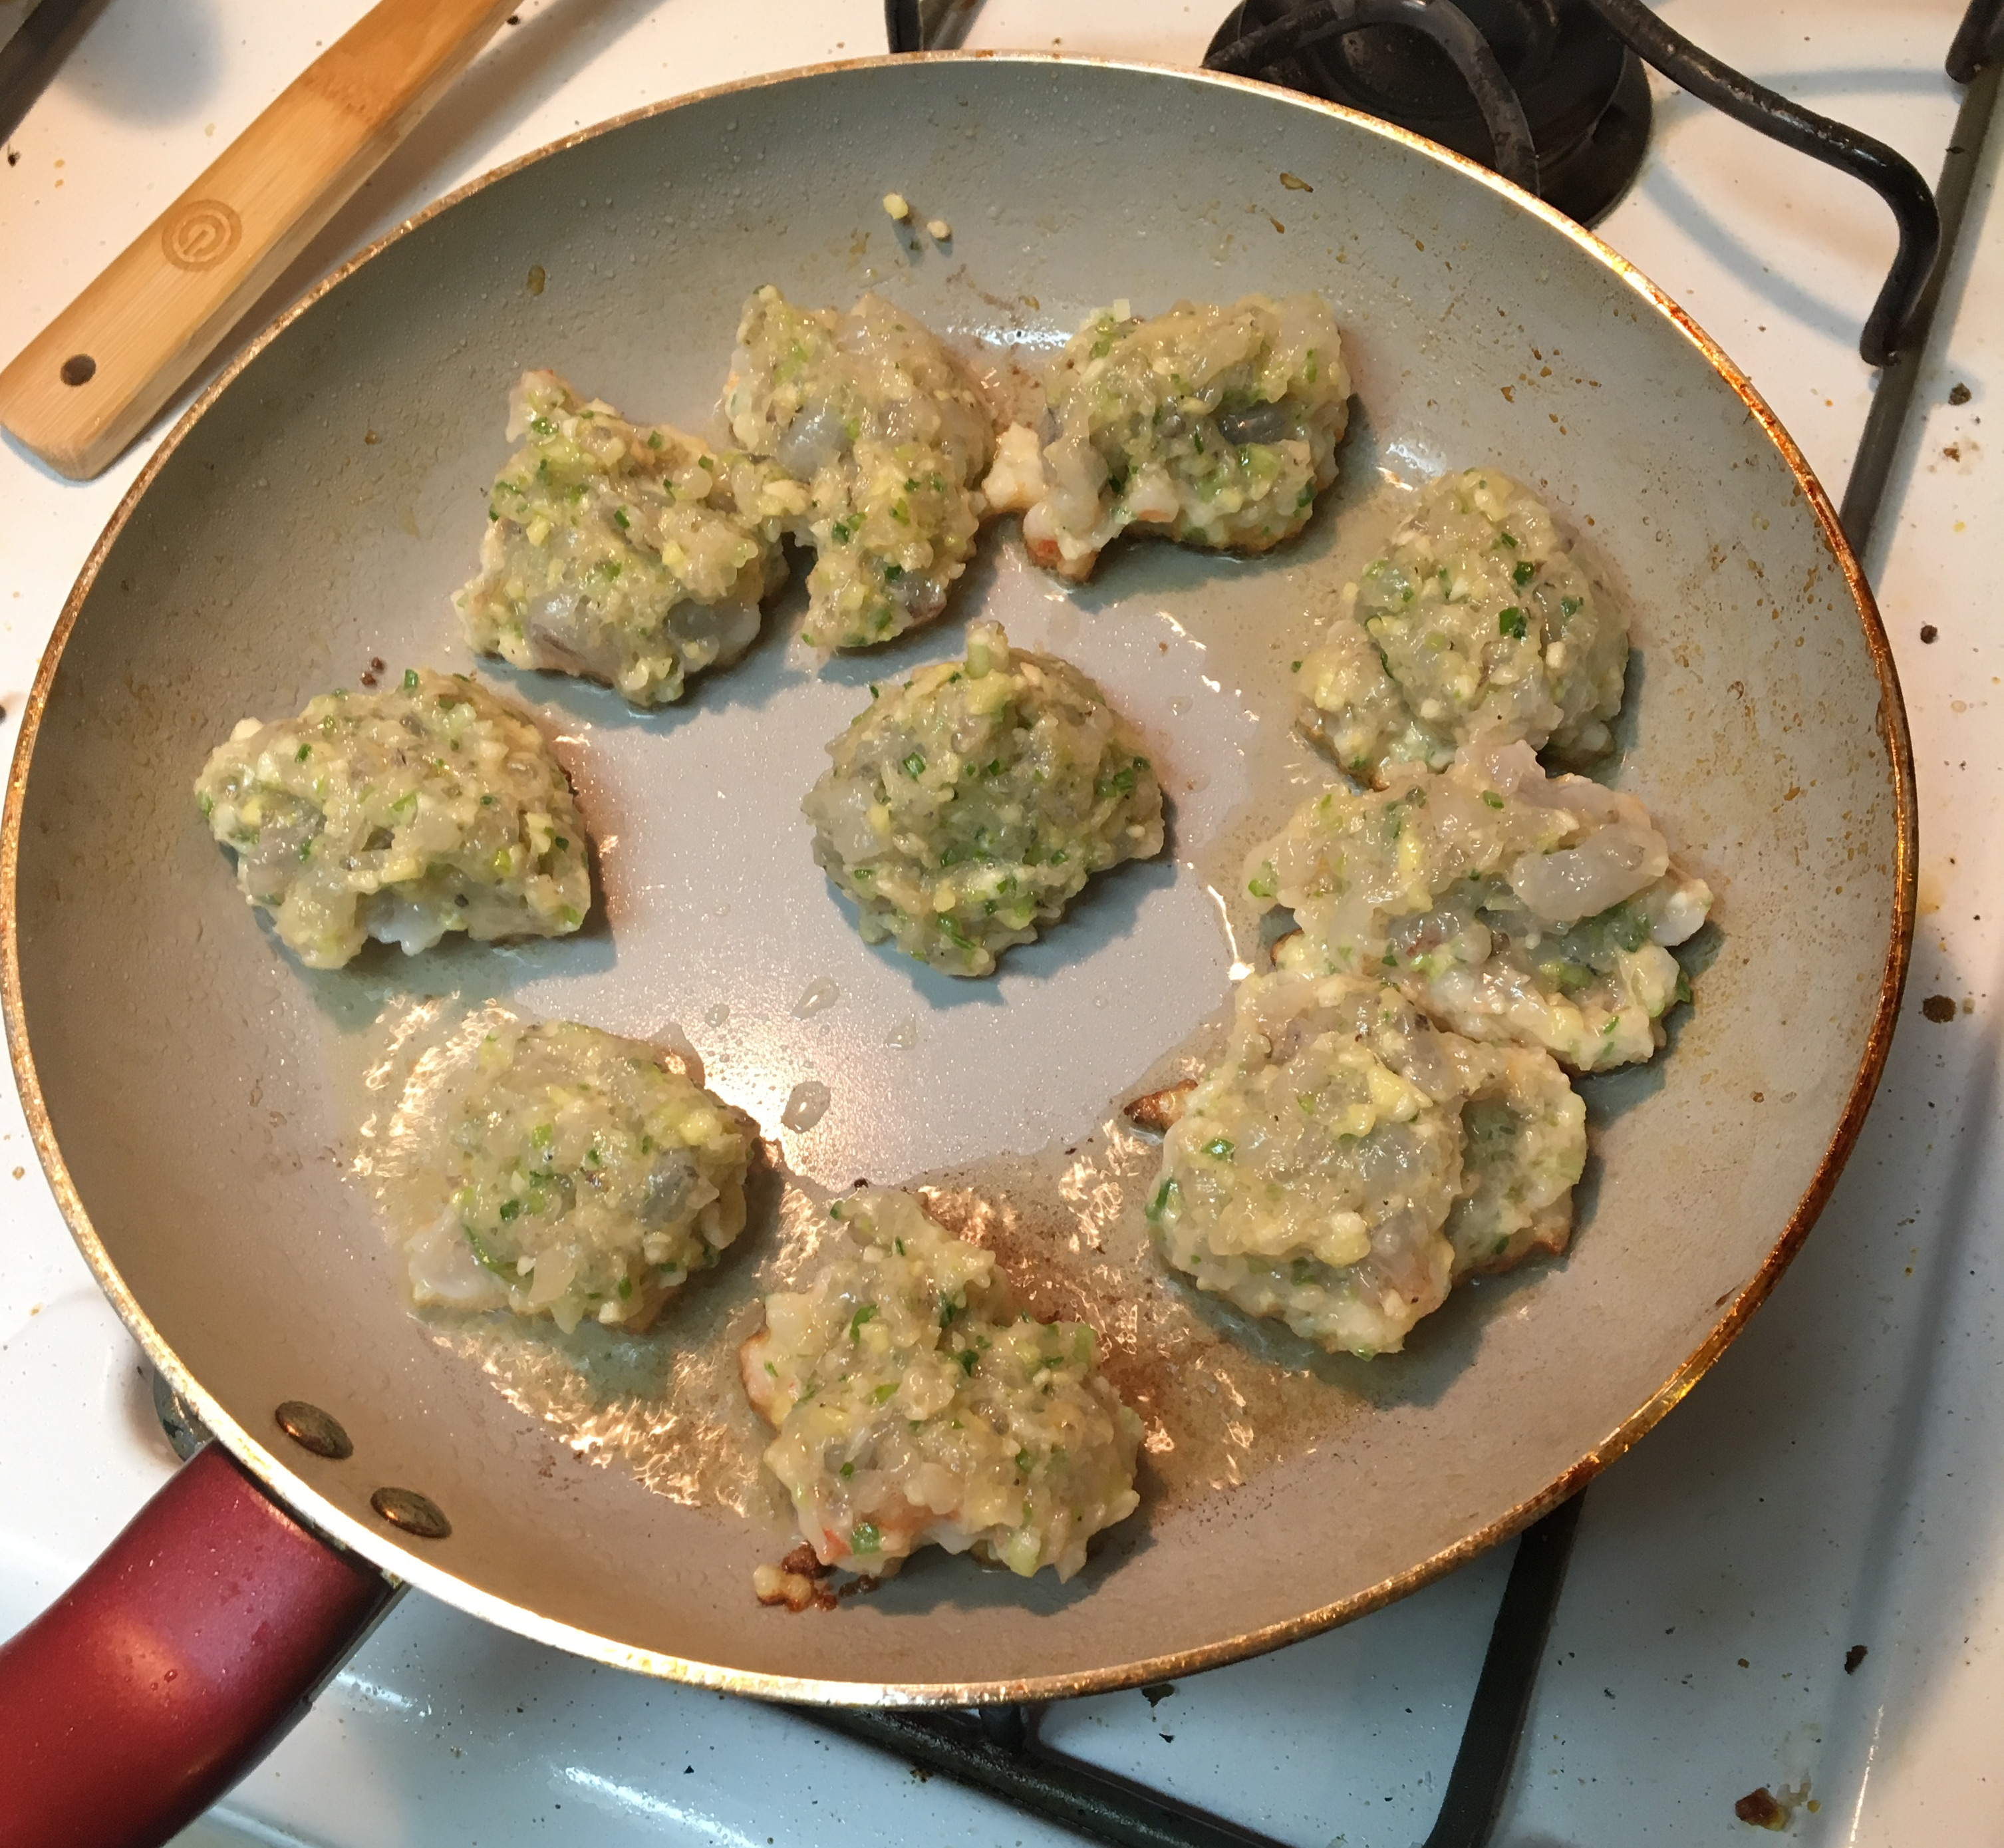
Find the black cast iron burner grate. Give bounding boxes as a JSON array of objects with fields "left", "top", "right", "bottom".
[{"left": 798, "top": 1496, "right": 1582, "bottom": 1848}]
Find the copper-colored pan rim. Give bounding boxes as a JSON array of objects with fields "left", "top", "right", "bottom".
[{"left": 0, "top": 51, "right": 1917, "bottom": 1706}]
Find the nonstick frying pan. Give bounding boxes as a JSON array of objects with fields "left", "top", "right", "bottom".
[{"left": 0, "top": 52, "right": 1912, "bottom": 1845}]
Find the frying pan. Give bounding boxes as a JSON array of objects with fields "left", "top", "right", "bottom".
[{"left": 0, "top": 52, "right": 1912, "bottom": 1845}]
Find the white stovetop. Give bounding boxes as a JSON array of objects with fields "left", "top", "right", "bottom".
[{"left": 1, "top": 3, "right": 1999, "bottom": 1844}]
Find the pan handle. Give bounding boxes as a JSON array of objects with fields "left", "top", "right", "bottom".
[
  {"left": 0, "top": 0, "right": 519, "bottom": 480},
  {"left": 0, "top": 1443, "right": 394, "bottom": 1848}
]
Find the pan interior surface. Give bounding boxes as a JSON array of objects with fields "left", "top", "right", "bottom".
[{"left": 5, "top": 57, "right": 1905, "bottom": 1700}]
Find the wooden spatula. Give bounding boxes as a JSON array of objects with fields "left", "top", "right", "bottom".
[{"left": 0, "top": 0, "right": 517, "bottom": 480}]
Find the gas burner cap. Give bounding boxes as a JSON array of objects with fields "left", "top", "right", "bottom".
[{"left": 1207, "top": 0, "right": 1651, "bottom": 225}]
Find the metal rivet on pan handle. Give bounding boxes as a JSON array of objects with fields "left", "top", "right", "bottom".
[
  {"left": 273, "top": 1400, "right": 355, "bottom": 1461},
  {"left": 370, "top": 1487, "right": 452, "bottom": 1540}
]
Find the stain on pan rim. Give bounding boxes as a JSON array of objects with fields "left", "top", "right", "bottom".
[{"left": 0, "top": 52, "right": 1918, "bottom": 1706}]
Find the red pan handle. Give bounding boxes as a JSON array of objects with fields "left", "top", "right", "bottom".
[{"left": 0, "top": 1443, "right": 393, "bottom": 1848}]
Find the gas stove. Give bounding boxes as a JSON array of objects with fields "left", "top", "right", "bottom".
[{"left": 1, "top": 3, "right": 1999, "bottom": 1844}]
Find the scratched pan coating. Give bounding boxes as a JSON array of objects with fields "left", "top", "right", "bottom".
[{"left": 1, "top": 55, "right": 1912, "bottom": 1703}]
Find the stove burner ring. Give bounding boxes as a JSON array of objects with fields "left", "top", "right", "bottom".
[{"left": 1205, "top": 0, "right": 1649, "bottom": 224}]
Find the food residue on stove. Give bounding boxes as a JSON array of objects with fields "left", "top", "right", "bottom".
[
  {"left": 1735, "top": 1778, "right": 1811, "bottom": 1829},
  {"left": 1735, "top": 1787, "right": 1785, "bottom": 1828}
]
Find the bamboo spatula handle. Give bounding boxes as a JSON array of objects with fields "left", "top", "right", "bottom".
[{"left": 0, "top": 0, "right": 518, "bottom": 481}]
